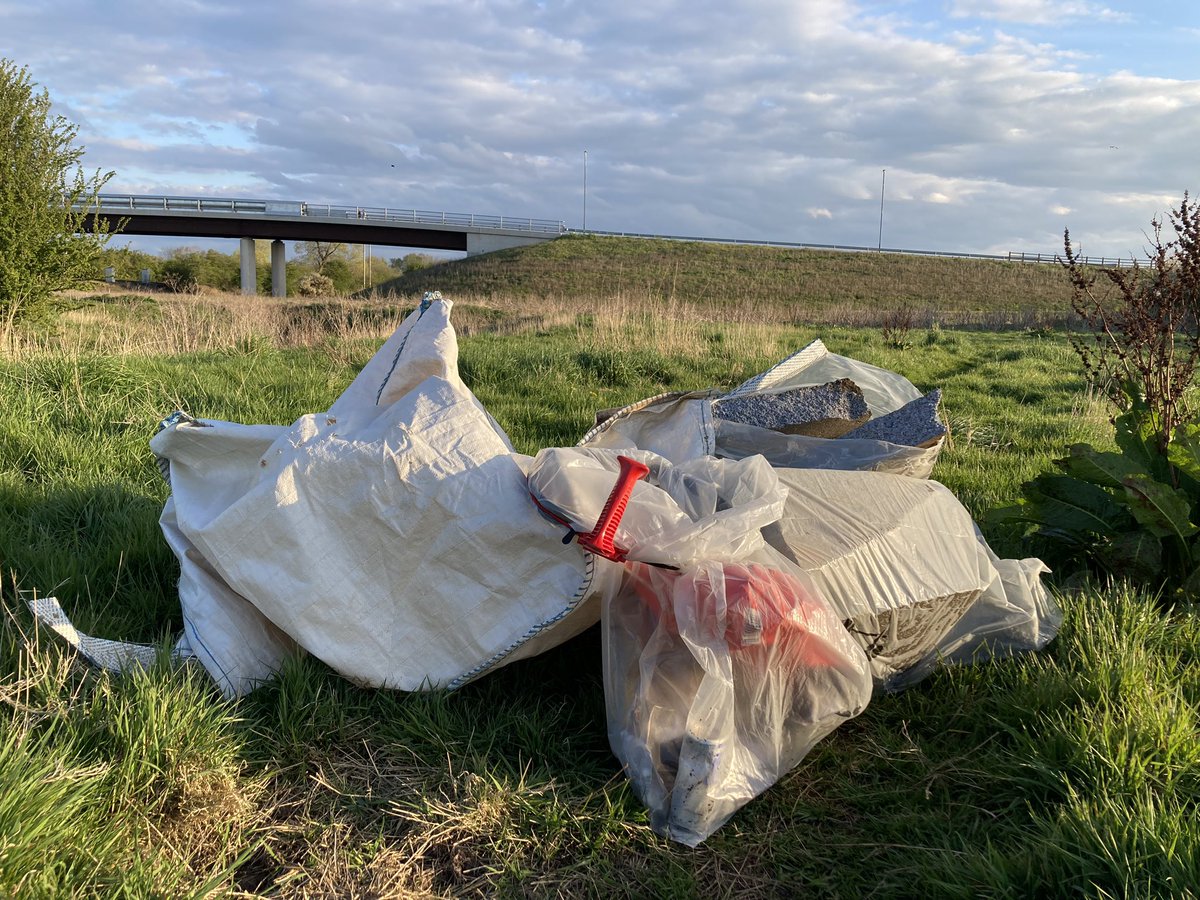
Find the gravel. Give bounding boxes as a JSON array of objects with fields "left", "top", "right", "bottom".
[
  {"left": 841, "top": 389, "right": 945, "bottom": 447},
  {"left": 713, "top": 379, "right": 871, "bottom": 438}
]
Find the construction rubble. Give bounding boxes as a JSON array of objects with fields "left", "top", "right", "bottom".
[{"left": 32, "top": 293, "right": 1059, "bottom": 846}]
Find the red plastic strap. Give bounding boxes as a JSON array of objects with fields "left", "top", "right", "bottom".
[{"left": 577, "top": 455, "right": 650, "bottom": 563}]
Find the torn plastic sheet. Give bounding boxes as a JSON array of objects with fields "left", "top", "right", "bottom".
[{"left": 27, "top": 596, "right": 192, "bottom": 671}]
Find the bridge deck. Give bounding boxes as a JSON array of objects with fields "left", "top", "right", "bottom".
[{"left": 80, "top": 194, "right": 566, "bottom": 251}]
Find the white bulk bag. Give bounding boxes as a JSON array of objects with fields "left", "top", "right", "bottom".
[
  {"left": 152, "top": 295, "right": 613, "bottom": 696},
  {"left": 578, "top": 340, "right": 944, "bottom": 478},
  {"left": 764, "top": 467, "right": 1059, "bottom": 691}
]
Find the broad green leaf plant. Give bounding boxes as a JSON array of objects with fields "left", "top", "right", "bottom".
[{"left": 992, "top": 194, "right": 1200, "bottom": 599}]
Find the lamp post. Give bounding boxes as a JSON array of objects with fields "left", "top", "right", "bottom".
[
  {"left": 877, "top": 168, "right": 886, "bottom": 252},
  {"left": 583, "top": 149, "right": 588, "bottom": 231}
]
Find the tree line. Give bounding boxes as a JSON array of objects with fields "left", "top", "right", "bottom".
[{"left": 98, "top": 241, "right": 442, "bottom": 296}]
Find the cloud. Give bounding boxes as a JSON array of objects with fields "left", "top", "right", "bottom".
[
  {"left": 948, "top": 0, "right": 1132, "bottom": 25},
  {"left": 0, "top": 0, "right": 1193, "bottom": 256}
]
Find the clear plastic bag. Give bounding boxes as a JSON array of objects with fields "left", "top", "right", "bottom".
[
  {"left": 529, "top": 446, "right": 873, "bottom": 845},
  {"left": 603, "top": 553, "right": 872, "bottom": 846},
  {"left": 525, "top": 447, "right": 785, "bottom": 568}
]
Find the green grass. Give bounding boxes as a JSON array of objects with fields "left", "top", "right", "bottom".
[{"left": 1, "top": 303, "right": 1197, "bottom": 897}]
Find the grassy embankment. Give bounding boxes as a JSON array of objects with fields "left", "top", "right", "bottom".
[
  {"left": 0, "top": 250, "right": 1196, "bottom": 896},
  {"left": 377, "top": 233, "right": 1076, "bottom": 328}
]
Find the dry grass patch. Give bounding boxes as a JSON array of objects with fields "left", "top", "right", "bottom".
[
  {"left": 242, "top": 744, "right": 460, "bottom": 898},
  {"left": 8, "top": 274, "right": 1080, "bottom": 365}
]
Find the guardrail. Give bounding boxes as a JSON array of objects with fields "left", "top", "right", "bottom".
[
  {"left": 579, "top": 229, "right": 1140, "bottom": 267},
  {"left": 581, "top": 228, "right": 1017, "bottom": 260},
  {"left": 85, "top": 194, "right": 567, "bottom": 235},
  {"left": 1004, "top": 250, "right": 1138, "bottom": 267}
]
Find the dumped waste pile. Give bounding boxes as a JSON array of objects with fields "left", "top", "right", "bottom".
[{"left": 33, "top": 293, "right": 1059, "bottom": 846}]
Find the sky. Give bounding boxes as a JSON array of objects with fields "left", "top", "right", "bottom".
[{"left": 1, "top": 0, "right": 1197, "bottom": 259}]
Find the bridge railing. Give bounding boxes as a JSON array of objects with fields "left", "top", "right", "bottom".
[
  {"left": 88, "top": 194, "right": 566, "bottom": 235},
  {"left": 299, "top": 203, "right": 566, "bottom": 234},
  {"left": 86, "top": 195, "right": 279, "bottom": 214}
]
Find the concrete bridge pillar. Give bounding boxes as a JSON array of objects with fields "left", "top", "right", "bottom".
[
  {"left": 465, "top": 232, "right": 546, "bottom": 256},
  {"left": 271, "top": 239, "right": 286, "bottom": 297},
  {"left": 239, "top": 237, "right": 256, "bottom": 295}
]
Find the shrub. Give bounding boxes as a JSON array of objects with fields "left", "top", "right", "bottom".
[
  {"left": 156, "top": 257, "right": 199, "bottom": 293},
  {"left": 1064, "top": 192, "right": 1200, "bottom": 458},
  {"left": 881, "top": 302, "right": 914, "bottom": 349},
  {"left": 96, "top": 245, "right": 159, "bottom": 282},
  {"left": 322, "top": 258, "right": 357, "bottom": 294},
  {"left": 397, "top": 252, "right": 438, "bottom": 273},
  {"left": 0, "top": 59, "right": 118, "bottom": 338},
  {"left": 297, "top": 271, "right": 335, "bottom": 297}
]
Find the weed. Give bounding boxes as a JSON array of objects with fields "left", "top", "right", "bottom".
[
  {"left": 1064, "top": 192, "right": 1200, "bottom": 457},
  {"left": 882, "top": 302, "right": 915, "bottom": 349}
]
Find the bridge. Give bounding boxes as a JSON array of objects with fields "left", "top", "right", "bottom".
[
  {"left": 78, "top": 194, "right": 567, "bottom": 296},
  {"left": 78, "top": 194, "right": 1138, "bottom": 297}
]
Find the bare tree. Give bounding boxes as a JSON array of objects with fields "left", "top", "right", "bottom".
[{"left": 296, "top": 240, "right": 349, "bottom": 274}]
